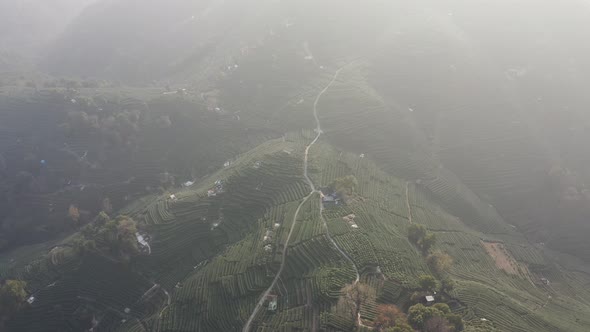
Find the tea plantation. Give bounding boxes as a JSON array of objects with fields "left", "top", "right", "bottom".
[
  {"left": 2, "top": 130, "right": 589, "bottom": 331},
  {"left": 1, "top": 57, "right": 590, "bottom": 332}
]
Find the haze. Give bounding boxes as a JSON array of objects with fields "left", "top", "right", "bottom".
[{"left": 1, "top": 1, "right": 590, "bottom": 331}]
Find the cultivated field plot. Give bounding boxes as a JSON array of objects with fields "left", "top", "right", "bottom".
[
  {"left": 430, "top": 212, "right": 590, "bottom": 331},
  {"left": 305, "top": 64, "right": 517, "bottom": 240},
  {"left": 306, "top": 142, "right": 590, "bottom": 331},
  {"left": 3, "top": 126, "right": 590, "bottom": 331}
]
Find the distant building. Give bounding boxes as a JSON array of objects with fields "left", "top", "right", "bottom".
[
  {"left": 321, "top": 192, "right": 341, "bottom": 206},
  {"left": 323, "top": 195, "right": 335, "bottom": 202},
  {"left": 135, "top": 233, "right": 149, "bottom": 247},
  {"left": 266, "top": 295, "right": 278, "bottom": 311},
  {"left": 541, "top": 278, "right": 550, "bottom": 285},
  {"left": 425, "top": 295, "right": 435, "bottom": 304},
  {"left": 27, "top": 296, "right": 36, "bottom": 304}
]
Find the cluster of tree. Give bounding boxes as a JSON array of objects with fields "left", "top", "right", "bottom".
[
  {"left": 76, "top": 213, "right": 139, "bottom": 262},
  {"left": 407, "top": 303, "right": 464, "bottom": 332},
  {"left": 339, "top": 283, "right": 373, "bottom": 325},
  {"left": 417, "top": 275, "right": 438, "bottom": 292},
  {"left": 333, "top": 269, "right": 464, "bottom": 331},
  {"left": 440, "top": 278, "right": 455, "bottom": 294},
  {"left": 339, "top": 279, "right": 464, "bottom": 332},
  {"left": 68, "top": 204, "right": 81, "bottom": 223},
  {"left": 410, "top": 275, "right": 455, "bottom": 306},
  {"left": 0, "top": 87, "right": 250, "bottom": 253},
  {"left": 426, "top": 251, "right": 453, "bottom": 276},
  {"left": 408, "top": 224, "right": 436, "bottom": 254},
  {"left": 415, "top": 274, "right": 455, "bottom": 295},
  {"left": 329, "top": 175, "right": 359, "bottom": 201},
  {"left": 0, "top": 280, "right": 27, "bottom": 326},
  {"left": 375, "top": 304, "right": 414, "bottom": 332},
  {"left": 63, "top": 108, "right": 145, "bottom": 149}
]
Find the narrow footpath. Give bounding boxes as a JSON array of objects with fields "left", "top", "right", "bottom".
[
  {"left": 243, "top": 66, "right": 359, "bottom": 332},
  {"left": 405, "top": 182, "right": 413, "bottom": 223}
]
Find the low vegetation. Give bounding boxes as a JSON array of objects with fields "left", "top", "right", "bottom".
[
  {"left": 427, "top": 251, "right": 454, "bottom": 276},
  {"left": 408, "top": 224, "right": 437, "bottom": 254},
  {"left": 2, "top": 2, "right": 590, "bottom": 331},
  {"left": 0, "top": 280, "right": 27, "bottom": 326},
  {"left": 375, "top": 304, "right": 411, "bottom": 331},
  {"left": 0, "top": 70, "right": 589, "bottom": 332},
  {"left": 328, "top": 175, "right": 359, "bottom": 203},
  {"left": 76, "top": 214, "right": 140, "bottom": 261},
  {"left": 338, "top": 283, "right": 373, "bottom": 323},
  {"left": 408, "top": 303, "right": 464, "bottom": 332}
]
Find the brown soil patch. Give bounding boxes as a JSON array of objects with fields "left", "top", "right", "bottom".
[
  {"left": 342, "top": 193, "right": 365, "bottom": 205},
  {"left": 482, "top": 241, "right": 520, "bottom": 275}
]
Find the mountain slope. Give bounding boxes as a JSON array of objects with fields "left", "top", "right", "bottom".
[
  {"left": 4, "top": 133, "right": 590, "bottom": 331},
  {"left": 42, "top": 0, "right": 590, "bottom": 261},
  {"left": 2, "top": 0, "right": 590, "bottom": 331},
  {"left": 0, "top": 0, "right": 96, "bottom": 71}
]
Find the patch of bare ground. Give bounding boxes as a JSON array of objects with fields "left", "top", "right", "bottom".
[{"left": 481, "top": 241, "right": 522, "bottom": 275}]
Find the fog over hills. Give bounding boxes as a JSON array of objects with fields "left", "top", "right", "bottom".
[
  {"left": 1, "top": 1, "right": 590, "bottom": 331},
  {"left": 0, "top": 0, "right": 96, "bottom": 71}
]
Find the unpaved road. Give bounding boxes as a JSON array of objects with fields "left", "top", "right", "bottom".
[
  {"left": 405, "top": 182, "right": 413, "bottom": 223},
  {"left": 243, "top": 65, "right": 359, "bottom": 332}
]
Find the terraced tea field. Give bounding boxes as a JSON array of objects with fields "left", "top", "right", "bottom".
[{"left": 2, "top": 59, "right": 590, "bottom": 332}]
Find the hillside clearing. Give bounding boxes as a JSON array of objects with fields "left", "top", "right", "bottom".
[{"left": 481, "top": 241, "right": 523, "bottom": 276}]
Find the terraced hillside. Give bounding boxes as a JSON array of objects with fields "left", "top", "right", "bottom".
[
  {"left": 0, "top": 87, "right": 276, "bottom": 251},
  {"left": 3, "top": 102, "right": 590, "bottom": 332},
  {"left": 3, "top": 1, "right": 590, "bottom": 331},
  {"left": 0, "top": 136, "right": 308, "bottom": 331},
  {"left": 26, "top": 0, "right": 590, "bottom": 261},
  {"left": 308, "top": 144, "right": 590, "bottom": 332}
]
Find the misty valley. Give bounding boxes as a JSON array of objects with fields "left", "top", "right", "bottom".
[{"left": 1, "top": 1, "right": 590, "bottom": 331}]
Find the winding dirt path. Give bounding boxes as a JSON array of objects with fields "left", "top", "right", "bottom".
[
  {"left": 158, "top": 287, "right": 171, "bottom": 318},
  {"left": 243, "top": 66, "right": 360, "bottom": 332},
  {"left": 312, "top": 66, "right": 360, "bottom": 286},
  {"left": 242, "top": 190, "right": 316, "bottom": 332},
  {"left": 405, "top": 182, "right": 413, "bottom": 223}
]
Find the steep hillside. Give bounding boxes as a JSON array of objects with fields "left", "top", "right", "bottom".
[
  {"left": 42, "top": 0, "right": 590, "bottom": 261},
  {"left": 2, "top": 0, "right": 590, "bottom": 331},
  {"left": 43, "top": 0, "right": 390, "bottom": 83},
  {"left": 3, "top": 134, "right": 590, "bottom": 331},
  {"left": 0, "top": 87, "right": 274, "bottom": 252},
  {"left": 366, "top": 0, "right": 590, "bottom": 260}
]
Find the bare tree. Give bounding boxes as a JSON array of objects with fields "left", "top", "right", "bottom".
[
  {"left": 424, "top": 316, "right": 451, "bottom": 332},
  {"left": 338, "top": 283, "right": 373, "bottom": 323}
]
